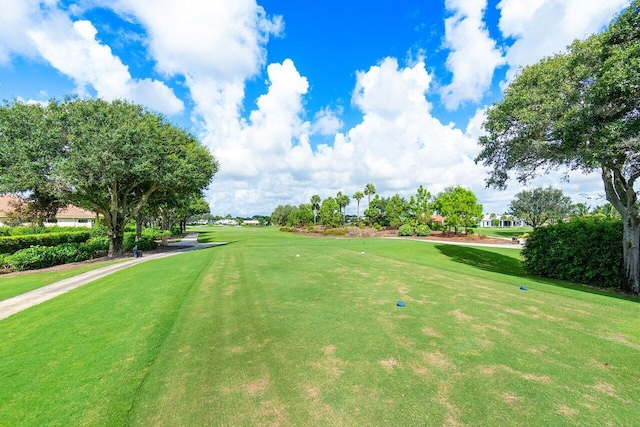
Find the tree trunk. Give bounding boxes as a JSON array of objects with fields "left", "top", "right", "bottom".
[
  {"left": 602, "top": 166, "right": 640, "bottom": 293},
  {"left": 107, "top": 217, "right": 125, "bottom": 258},
  {"left": 622, "top": 213, "right": 640, "bottom": 293},
  {"left": 135, "top": 214, "right": 143, "bottom": 242}
]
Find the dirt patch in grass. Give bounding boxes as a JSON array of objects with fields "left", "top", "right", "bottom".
[
  {"left": 421, "top": 326, "right": 443, "bottom": 338},
  {"left": 479, "top": 364, "right": 551, "bottom": 383},
  {"left": 243, "top": 375, "right": 271, "bottom": 396},
  {"left": 592, "top": 382, "right": 619, "bottom": 398},
  {"left": 422, "top": 351, "right": 454, "bottom": 369},
  {"left": 449, "top": 309, "right": 473, "bottom": 322},
  {"left": 556, "top": 405, "right": 578, "bottom": 417},
  {"left": 322, "top": 345, "right": 336, "bottom": 355},
  {"left": 379, "top": 357, "right": 400, "bottom": 372},
  {"left": 501, "top": 391, "right": 522, "bottom": 404}
]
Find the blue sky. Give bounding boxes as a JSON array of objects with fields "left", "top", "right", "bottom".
[{"left": 0, "top": 0, "right": 631, "bottom": 216}]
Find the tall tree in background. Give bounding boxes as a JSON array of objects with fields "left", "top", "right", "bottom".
[
  {"left": 508, "top": 187, "right": 573, "bottom": 228},
  {"left": 311, "top": 194, "right": 321, "bottom": 225},
  {"left": 0, "top": 98, "right": 218, "bottom": 257},
  {"left": 364, "top": 183, "right": 376, "bottom": 206},
  {"left": 320, "top": 197, "right": 342, "bottom": 228},
  {"left": 434, "top": 186, "right": 483, "bottom": 234},
  {"left": 476, "top": 2, "right": 640, "bottom": 292},
  {"left": 336, "top": 191, "right": 350, "bottom": 225},
  {"left": 352, "top": 191, "right": 364, "bottom": 222},
  {"left": 409, "top": 185, "right": 432, "bottom": 225}
]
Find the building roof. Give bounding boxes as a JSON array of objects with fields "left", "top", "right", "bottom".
[{"left": 0, "top": 194, "right": 95, "bottom": 219}]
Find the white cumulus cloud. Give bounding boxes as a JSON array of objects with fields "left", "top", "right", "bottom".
[{"left": 440, "top": 0, "right": 505, "bottom": 110}]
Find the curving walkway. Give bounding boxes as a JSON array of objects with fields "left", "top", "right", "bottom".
[{"left": 0, "top": 233, "right": 225, "bottom": 321}]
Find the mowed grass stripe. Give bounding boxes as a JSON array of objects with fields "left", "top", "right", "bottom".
[
  {"left": 0, "top": 248, "right": 215, "bottom": 427},
  {"left": 129, "top": 227, "right": 640, "bottom": 426},
  {"left": 0, "top": 226, "right": 639, "bottom": 426}
]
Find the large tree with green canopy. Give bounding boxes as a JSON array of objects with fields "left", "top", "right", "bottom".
[
  {"left": 476, "top": 2, "right": 640, "bottom": 293},
  {"left": 0, "top": 98, "right": 218, "bottom": 257}
]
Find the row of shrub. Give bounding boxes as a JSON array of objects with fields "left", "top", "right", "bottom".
[
  {"left": 398, "top": 224, "right": 431, "bottom": 237},
  {"left": 0, "top": 225, "right": 99, "bottom": 236},
  {"left": 0, "top": 231, "right": 93, "bottom": 254},
  {"left": 0, "top": 237, "right": 109, "bottom": 271},
  {"left": 522, "top": 217, "right": 625, "bottom": 290}
]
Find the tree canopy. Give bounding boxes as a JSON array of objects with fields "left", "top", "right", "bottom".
[
  {"left": 476, "top": 1, "right": 640, "bottom": 292},
  {"left": 509, "top": 187, "right": 573, "bottom": 228},
  {"left": 0, "top": 98, "right": 218, "bottom": 257},
  {"left": 434, "top": 186, "right": 483, "bottom": 233}
]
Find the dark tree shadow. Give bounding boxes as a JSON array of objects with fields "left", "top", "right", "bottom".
[
  {"left": 434, "top": 244, "right": 525, "bottom": 277},
  {"left": 434, "top": 244, "right": 639, "bottom": 303}
]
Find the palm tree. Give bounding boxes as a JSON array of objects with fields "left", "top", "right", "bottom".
[
  {"left": 364, "top": 183, "right": 376, "bottom": 206},
  {"left": 336, "top": 191, "right": 350, "bottom": 225},
  {"left": 311, "top": 194, "right": 321, "bottom": 224},
  {"left": 353, "top": 191, "right": 364, "bottom": 223}
]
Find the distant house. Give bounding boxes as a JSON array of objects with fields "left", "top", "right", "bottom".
[
  {"left": 478, "top": 214, "right": 527, "bottom": 227},
  {"left": 430, "top": 215, "right": 445, "bottom": 226},
  {"left": 0, "top": 194, "right": 97, "bottom": 228},
  {"left": 243, "top": 220, "right": 260, "bottom": 226},
  {"left": 214, "top": 219, "right": 238, "bottom": 226}
]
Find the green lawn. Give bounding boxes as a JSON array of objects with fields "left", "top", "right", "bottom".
[
  {"left": 0, "top": 226, "right": 638, "bottom": 426},
  {"left": 476, "top": 226, "right": 533, "bottom": 238},
  {"left": 0, "top": 259, "right": 125, "bottom": 302}
]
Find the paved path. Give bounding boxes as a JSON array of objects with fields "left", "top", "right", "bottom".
[{"left": 0, "top": 233, "right": 225, "bottom": 321}]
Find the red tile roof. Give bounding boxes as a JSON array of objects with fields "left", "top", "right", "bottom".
[{"left": 0, "top": 195, "right": 95, "bottom": 219}]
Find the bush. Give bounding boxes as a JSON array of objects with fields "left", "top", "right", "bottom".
[
  {"left": 5, "top": 241, "right": 107, "bottom": 271},
  {"left": 398, "top": 224, "right": 414, "bottom": 236},
  {"left": 123, "top": 232, "right": 158, "bottom": 251},
  {"left": 0, "top": 231, "right": 92, "bottom": 254},
  {"left": 416, "top": 224, "right": 431, "bottom": 236},
  {"left": 322, "top": 228, "right": 346, "bottom": 236},
  {"left": 279, "top": 226, "right": 299, "bottom": 233},
  {"left": 522, "top": 217, "right": 625, "bottom": 290}
]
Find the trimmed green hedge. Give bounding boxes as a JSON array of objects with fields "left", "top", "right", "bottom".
[
  {"left": 398, "top": 224, "right": 414, "bottom": 236},
  {"left": 0, "top": 239, "right": 109, "bottom": 271},
  {"left": 0, "top": 231, "right": 92, "bottom": 255},
  {"left": 522, "top": 217, "right": 625, "bottom": 290}
]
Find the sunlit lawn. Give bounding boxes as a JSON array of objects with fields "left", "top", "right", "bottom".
[
  {"left": 0, "top": 259, "right": 125, "bottom": 302},
  {"left": 0, "top": 226, "right": 638, "bottom": 426},
  {"left": 477, "top": 226, "right": 533, "bottom": 238}
]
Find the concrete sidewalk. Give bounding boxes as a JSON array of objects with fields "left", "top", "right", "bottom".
[{"left": 0, "top": 233, "right": 225, "bottom": 321}]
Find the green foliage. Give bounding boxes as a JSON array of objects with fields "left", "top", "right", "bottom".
[
  {"left": 319, "top": 197, "right": 342, "bottom": 228},
  {"left": 398, "top": 224, "right": 414, "bottom": 236},
  {"left": 386, "top": 194, "right": 409, "bottom": 228},
  {"left": 279, "top": 226, "right": 299, "bottom": 233},
  {"left": 415, "top": 224, "right": 431, "bottom": 236},
  {"left": 270, "top": 204, "right": 296, "bottom": 226},
  {"left": 123, "top": 233, "right": 158, "bottom": 251},
  {"left": 434, "top": 186, "right": 483, "bottom": 233},
  {"left": 4, "top": 240, "right": 109, "bottom": 271},
  {"left": 509, "top": 186, "right": 572, "bottom": 227},
  {"left": 0, "top": 231, "right": 92, "bottom": 254},
  {"left": 287, "top": 204, "right": 314, "bottom": 227},
  {"left": 321, "top": 227, "right": 346, "bottom": 236},
  {"left": 0, "top": 98, "right": 218, "bottom": 258},
  {"left": 522, "top": 217, "right": 625, "bottom": 290},
  {"left": 364, "top": 195, "right": 388, "bottom": 227}
]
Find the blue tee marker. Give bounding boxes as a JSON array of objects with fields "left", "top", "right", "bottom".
[
  {"left": 397, "top": 301, "right": 405, "bottom": 307},
  {"left": 520, "top": 286, "right": 528, "bottom": 291}
]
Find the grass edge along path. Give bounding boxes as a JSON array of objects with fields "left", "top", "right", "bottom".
[
  {"left": 0, "top": 248, "right": 217, "bottom": 427},
  {"left": 0, "top": 260, "right": 126, "bottom": 302}
]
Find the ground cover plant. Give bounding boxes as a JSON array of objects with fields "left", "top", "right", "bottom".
[{"left": 0, "top": 226, "right": 638, "bottom": 425}]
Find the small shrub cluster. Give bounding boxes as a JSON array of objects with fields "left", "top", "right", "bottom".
[
  {"left": 416, "top": 225, "right": 431, "bottom": 236},
  {"left": 522, "top": 217, "right": 625, "bottom": 290},
  {"left": 0, "top": 239, "right": 109, "bottom": 271},
  {"left": 0, "top": 231, "right": 92, "bottom": 255},
  {"left": 279, "top": 226, "right": 299, "bottom": 233},
  {"left": 322, "top": 228, "right": 347, "bottom": 236},
  {"left": 398, "top": 224, "right": 414, "bottom": 236},
  {"left": 123, "top": 232, "right": 158, "bottom": 251}
]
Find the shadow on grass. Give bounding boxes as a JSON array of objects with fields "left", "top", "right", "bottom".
[
  {"left": 434, "top": 244, "right": 525, "bottom": 277},
  {"left": 435, "top": 244, "right": 639, "bottom": 303}
]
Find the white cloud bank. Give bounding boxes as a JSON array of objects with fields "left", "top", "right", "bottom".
[{"left": 0, "top": 0, "right": 631, "bottom": 215}]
